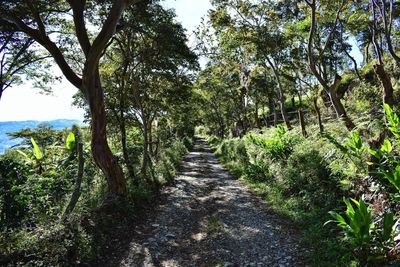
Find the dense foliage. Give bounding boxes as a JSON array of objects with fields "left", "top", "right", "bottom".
[
  {"left": 0, "top": 1, "right": 196, "bottom": 265},
  {"left": 1, "top": 0, "right": 400, "bottom": 265},
  {"left": 194, "top": 0, "right": 400, "bottom": 266}
]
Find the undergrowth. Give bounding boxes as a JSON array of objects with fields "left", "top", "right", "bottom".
[{"left": 207, "top": 118, "right": 400, "bottom": 266}]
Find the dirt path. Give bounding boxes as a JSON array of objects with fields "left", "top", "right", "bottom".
[{"left": 106, "top": 138, "right": 307, "bottom": 267}]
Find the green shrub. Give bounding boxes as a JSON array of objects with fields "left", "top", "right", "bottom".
[
  {"left": 327, "top": 197, "right": 399, "bottom": 265},
  {"left": 245, "top": 125, "right": 295, "bottom": 161},
  {"left": 0, "top": 157, "right": 29, "bottom": 228},
  {"left": 0, "top": 220, "right": 92, "bottom": 266},
  {"left": 182, "top": 136, "right": 194, "bottom": 150},
  {"left": 243, "top": 162, "right": 271, "bottom": 182},
  {"left": 154, "top": 138, "right": 189, "bottom": 184},
  {"left": 217, "top": 138, "right": 247, "bottom": 163},
  {"left": 282, "top": 140, "right": 336, "bottom": 208},
  {"left": 207, "top": 135, "right": 222, "bottom": 148}
]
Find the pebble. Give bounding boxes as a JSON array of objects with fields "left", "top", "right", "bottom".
[
  {"left": 166, "top": 233, "right": 176, "bottom": 238},
  {"left": 147, "top": 238, "right": 157, "bottom": 243},
  {"left": 107, "top": 140, "right": 307, "bottom": 266}
]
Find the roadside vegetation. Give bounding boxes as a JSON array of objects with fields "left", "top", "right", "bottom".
[
  {"left": 1, "top": 0, "right": 400, "bottom": 266},
  {"left": 0, "top": 1, "right": 195, "bottom": 265},
  {"left": 194, "top": 0, "right": 400, "bottom": 266}
]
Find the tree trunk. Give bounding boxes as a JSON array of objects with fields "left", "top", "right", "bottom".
[
  {"left": 149, "top": 122, "right": 153, "bottom": 157},
  {"left": 255, "top": 98, "right": 261, "bottom": 129},
  {"left": 364, "top": 42, "right": 370, "bottom": 64},
  {"left": 268, "top": 96, "right": 275, "bottom": 127},
  {"left": 141, "top": 120, "right": 151, "bottom": 184},
  {"left": 141, "top": 123, "right": 148, "bottom": 176},
  {"left": 238, "top": 96, "right": 247, "bottom": 137},
  {"left": 86, "top": 72, "right": 127, "bottom": 196},
  {"left": 374, "top": 64, "right": 394, "bottom": 107},
  {"left": 266, "top": 57, "right": 292, "bottom": 130},
  {"left": 297, "top": 94, "right": 307, "bottom": 137},
  {"left": 313, "top": 97, "right": 324, "bottom": 134},
  {"left": 274, "top": 108, "right": 279, "bottom": 126},
  {"left": 306, "top": 0, "right": 354, "bottom": 131},
  {"left": 298, "top": 108, "right": 307, "bottom": 137},
  {"left": 63, "top": 143, "right": 84, "bottom": 219},
  {"left": 119, "top": 114, "right": 136, "bottom": 182},
  {"left": 279, "top": 98, "right": 292, "bottom": 130},
  {"left": 327, "top": 75, "right": 355, "bottom": 130}
]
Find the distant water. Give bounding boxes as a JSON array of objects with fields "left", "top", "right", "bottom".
[{"left": 0, "top": 119, "right": 82, "bottom": 154}]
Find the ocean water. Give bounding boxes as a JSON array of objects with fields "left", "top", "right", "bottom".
[{"left": 0, "top": 119, "right": 82, "bottom": 153}]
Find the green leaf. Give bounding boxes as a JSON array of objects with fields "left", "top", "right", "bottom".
[
  {"left": 381, "top": 140, "right": 392, "bottom": 154},
  {"left": 382, "top": 212, "right": 394, "bottom": 242},
  {"left": 31, "top": 138, "right": 43, "bottom": 160},
  {"left": 384, "top": 103, "right": 392, "bottom": 118},
  {"left": 367, "top": 147, "right": 380, "bottom": 159},
  {"left": 384, "top": 166, "right": 400, "bottom": 192},
  {"left": 344, "top": 198, "right": 356, "bottom": 221},
  {"left": 352, "top": 131, "right": 362, "bottom": 150},
  {"left": 65, "top": 131, "right": 76, "bottom": 151},
  {"left": 16, "top": 149, "right": 29, "bottom": 159},
  {"left": 384, "top": 103, "right": 400, "bottom": 137},
  {"left": 327, "top": 211, "right": 348, "bottom": 228}
]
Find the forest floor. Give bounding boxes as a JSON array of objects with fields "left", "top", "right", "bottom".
[{"left": 100, "top": 138, "right": 308, "bottom": 267}]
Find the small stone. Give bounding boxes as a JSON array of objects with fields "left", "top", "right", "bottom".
[
  {"left": 147, "top": 238, "right": 157, "bottom": 243},
  {"left": 152, "top": 224, "right": 160, "bottom": 227},
  {"left": 223, "top": 262, "right": 234, "bottom": 267},
  {"left": 166, "top": 233, "right": 176, "bottom": 238}
]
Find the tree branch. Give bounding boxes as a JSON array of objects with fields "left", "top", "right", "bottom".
[
  {"left": 67, "top": 0, "right": 91, "bottom": 57},
  {"left": 0, "top": 13, "right": 82, "bottom": 88},
  {"left": 321, "top": 0, "right": 346, "bottom": 55}
]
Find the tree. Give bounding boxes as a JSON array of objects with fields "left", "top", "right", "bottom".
[
  {"left": 305, "top": 0, "right": 356, "bottom": 130},
  {"left": 369, "top": 0, "right": 396, "bottom": 107},
  {"left": 0, "top": 30, "right": 51, "bottom": 100},
  {"left": 101, "top": 2, "right": 198, "bottom": 183},
  {"left": 0, "top": 0, "right": 145, "bottom": 196}
]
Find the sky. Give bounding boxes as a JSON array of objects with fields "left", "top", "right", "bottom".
[{"left": 0, "top": 0, "right": 212, "bottom": 122}]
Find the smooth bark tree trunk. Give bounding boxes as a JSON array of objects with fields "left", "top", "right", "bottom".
[
  {"left": 306, "top": 0, "right": 355, "bottom": 131},
  {"left": 85, "top": 71, "right": 127, "bottom": 196},
  {"left": 255, "top": 98, "right": 261, "bottom": 129},
  {"left": 298, "top": 109, "right": 307, "bottom": 137},
  {"left": 374, "top": 64, "right": 394, "bottom": 107},
  {"left": 119, "top": 113, "right": 136, "bottom": 182},
  {"left": 141, "top": 121, "right": 149, "bottom": 179},
  {"left": 63, "top": 143, "right": 84, "bottom": 219},
  {"left": 141, "top": 118, "right": 154, "bottom": 184},
  {"left": 266, "top": 57, "right": 292, "bottom": 130},
  {"left": 327, "top": 75, "right": 355, "bottom": 130},
  {"left": 279, "top": 99, "right": 292, "bottom": 130},
  {"left": 313, "top": 97, "right": 324, "bottom": 134},
  {"left": 297, "top": 93, "right": 307, "bottom": 137},
  {"left": 274, "top": 108, "right": 279, "bottom": 126},
  {"left": 364, "top": 42, "right": 370, "bottom": 64},
  {"left": 268, "top": 96, "right": 275, "bottom": 127}
]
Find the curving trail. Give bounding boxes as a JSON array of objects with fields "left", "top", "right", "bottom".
[{"left": 105, "top": 138, "right": 307, "bottom": 267}]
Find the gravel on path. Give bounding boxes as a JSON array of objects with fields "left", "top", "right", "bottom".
[{"left": 105, "top": 138, "right": 308, "bottom": 267}]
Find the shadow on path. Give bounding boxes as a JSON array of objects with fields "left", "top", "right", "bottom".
[{"left": 102, "top": 138, "right": 308, "bottom": 267}]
